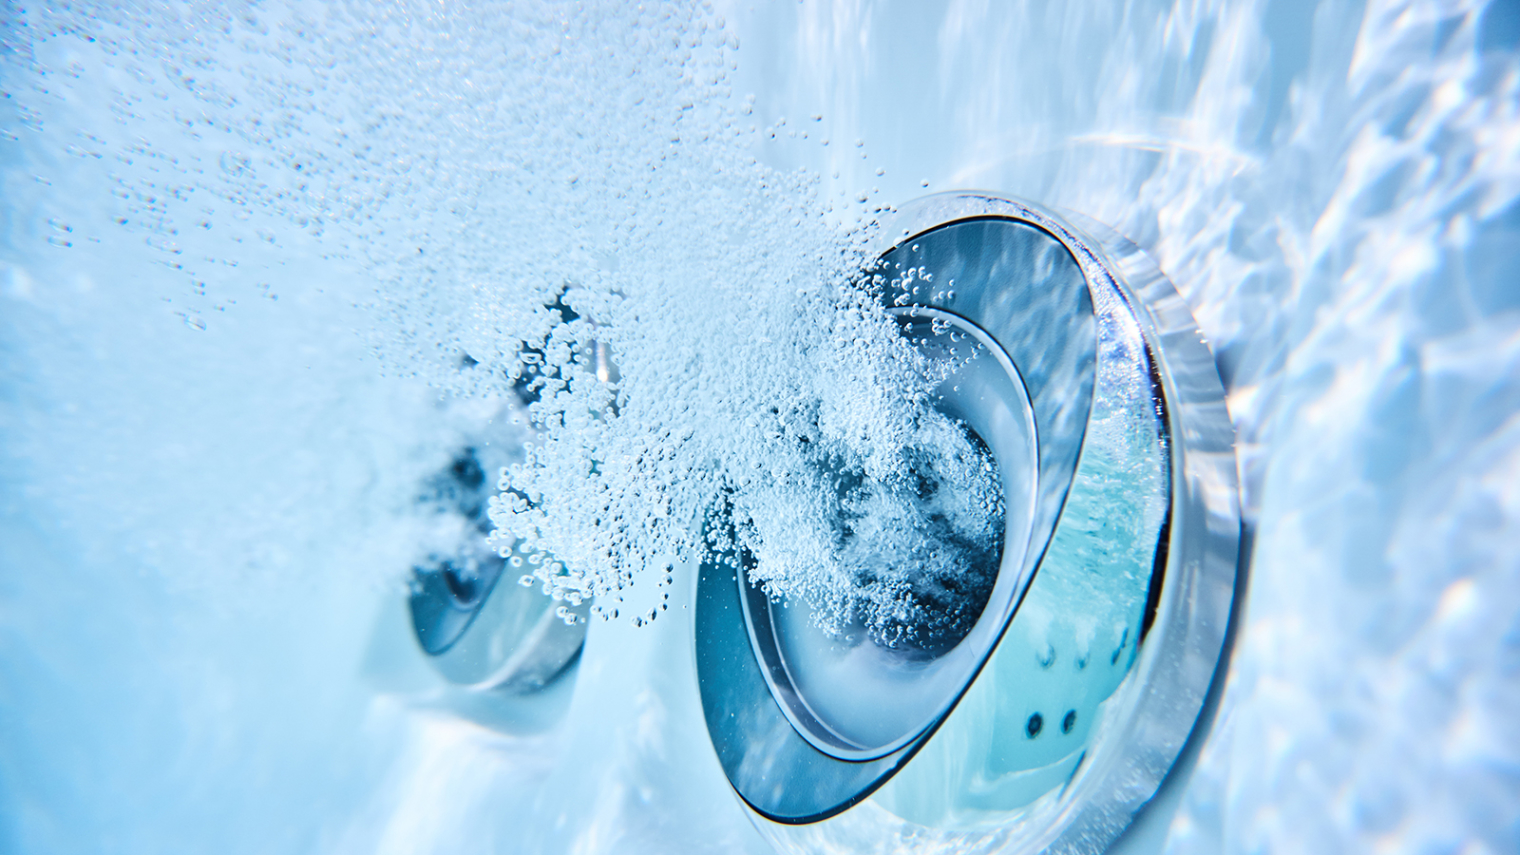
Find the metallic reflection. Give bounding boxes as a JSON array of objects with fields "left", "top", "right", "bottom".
[{"left": 698, "top": 194, "right": 1239, "bottom": 852}]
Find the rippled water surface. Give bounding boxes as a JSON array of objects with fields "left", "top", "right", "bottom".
[{"left": 3, "top": 1, "right": 1518, "bottom": 853}]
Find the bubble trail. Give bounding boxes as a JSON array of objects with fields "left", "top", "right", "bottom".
[{"left": 2, "top": 0, "right": 1009, "bottom": 638}]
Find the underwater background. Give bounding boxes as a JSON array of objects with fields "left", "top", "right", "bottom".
[{"left": 2, "top": 1, "right": 1518, "bottom": 852}]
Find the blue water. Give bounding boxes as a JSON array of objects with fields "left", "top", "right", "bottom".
[{"left": 3, "top": 1, "right": 1518, "bottom": 853}]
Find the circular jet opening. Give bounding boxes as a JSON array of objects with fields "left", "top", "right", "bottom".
[
  {"left": 411, "top": 559, "right": 505, "bottom": 656},
  {"left": 441, "top": 564, "right": 484, "bottom": 605},
  {"left": 742, "top": 306, "right": 1039, "bottom": 760}
]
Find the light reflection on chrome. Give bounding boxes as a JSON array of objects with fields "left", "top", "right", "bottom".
[{"left": 698, "top": 194, "right": 1240, "bottom": 853}]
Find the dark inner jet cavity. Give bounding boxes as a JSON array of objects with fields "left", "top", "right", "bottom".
[{"left": 826, "top": 422, "right": 1005, "bottom": 660}]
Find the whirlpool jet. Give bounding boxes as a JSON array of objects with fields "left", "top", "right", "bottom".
[
  {"left": 694, "top": 194, "right": 1240, "bottom": 852},
  {"left": 404, "top": 193, "right": 1241, "bottom": 855}
]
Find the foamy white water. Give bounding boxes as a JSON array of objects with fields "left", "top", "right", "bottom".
[{"left": 2, "top": 1, "right": 1518, "bottom": 853}]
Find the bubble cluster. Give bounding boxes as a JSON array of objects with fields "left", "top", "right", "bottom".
[{"left": 3, "top": 0, "right": 1007, "bottom": 638}]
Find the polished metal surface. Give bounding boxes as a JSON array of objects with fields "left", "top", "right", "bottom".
[
  {"left": 743, "top": 307, "right": 1040, "bottom": 761},
  {"left": 408, "top": 434, "right": 590, "bottom": 693},
  {"left": 1035, "top": 208, "right": 1240, "bottom": 853},
  {"left": 412, "top": 539, "right": 589, "bottom": 692},
  {"left": 698, "top": 199, "right": 1101, "bottom": 823},
  {"left": 410, "top": 558, "right": 506, "bottom": 657},
  {"left": 697, "top": 192, "right": 1240, "bottom": 849}
]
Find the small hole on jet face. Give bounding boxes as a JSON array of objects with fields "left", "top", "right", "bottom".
[
  {"left": 1026, "top": 713, "right": 1043, "bottom": 738},
  {"left": 1062, "top": 710, "right": 1077, "bottom": 734}
]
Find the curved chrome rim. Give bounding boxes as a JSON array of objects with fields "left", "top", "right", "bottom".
[
  {"left": 411, "top": 544, "right": 590, "bottom": 692},
  {"left": 409, "top": 327, "right": 611, "bottom": 694},
  {"left": 1026, "top": 204, "right": 1239, "bottom": 853},
  {"left": 408, "top": 429, "right": 591, "bottom": 694},
  {"left": 697, "top": 193, "right": 1239, "bottom": 839},
  {"left": 741, "top": 306, "right": 1041, "bottom": 761}
]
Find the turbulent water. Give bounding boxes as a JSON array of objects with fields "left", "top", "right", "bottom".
[{"left": 2, "top": 1, "right": 1518, "bottom": 853}]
